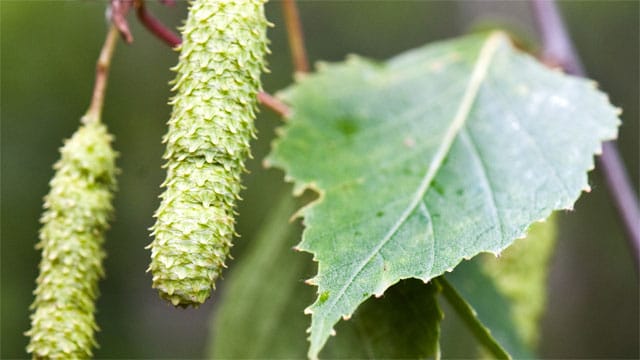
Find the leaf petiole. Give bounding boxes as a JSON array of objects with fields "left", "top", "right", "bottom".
[{"left": 434, "top": 277, "right": 511, "bottom": 359}]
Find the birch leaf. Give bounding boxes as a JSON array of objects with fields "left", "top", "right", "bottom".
[{"left": 267, "top": 31, "right": 620, "bottom": 358}]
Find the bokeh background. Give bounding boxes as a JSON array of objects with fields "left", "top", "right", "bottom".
[{"left": 2, "top": 1, "right": 638, "bottom": 358}]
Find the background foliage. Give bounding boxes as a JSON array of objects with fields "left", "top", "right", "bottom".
[{"left": 1, "top": 1, "right": 638, "bottom": 358}]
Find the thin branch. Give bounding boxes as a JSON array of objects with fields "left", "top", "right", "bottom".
[
  {"left": 110, "top": 0, "right": 134, "bottom": 43},
  {"left": 434, "top": 278, "right": 511, "bottom": 359},
  {"left": 530, "top": 0, "right": 584, "bottom": 74},
  {"left": 134, "top": 0, "right": 181, "bottom": 47},
  {"left": 258, "top": 91, "right": 290, "bottom": 118},
  {"left": 84, "top": 25, "right": 120, "bottom": 124},
  {"left": 530, "top": 0, "right": 640, "bottom": 269},
  {"left": 283, "top": 0, "right": 310, "bottom": 73},
  {"left": 598, "top": 143, "right": 640, "bottom": 263}
]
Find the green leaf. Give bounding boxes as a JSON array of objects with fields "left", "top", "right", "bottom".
[
  {"left": 480, "top": 214, "right": 557, "bottom": 348},
  {"left": 443, "top": 216, "right": 556, "bottom": 358},
  {"left": 209, "top": 194, "right": 442, "bottom": 359},
  {"left": 444, "top": 261, "right": 529, "bottom": 359},
  {"left": 327, "top": 279, "right": 442, "bottom": 359},
  {"left": 436, "top": 277, "right": 511, "bottom": 359},
  {"left": 209, "top": 193, "right": 310, "bottom": 358},
  {"left": 267, "top": 31, "right": 619, "bottom": 358}
]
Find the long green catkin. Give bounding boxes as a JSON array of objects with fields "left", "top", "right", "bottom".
[
  {"left": 148, "top": 0, "right": 269, "bottom": 306},
  {"left": 26, "top": 119, "right": 117, "bottom": 359}
]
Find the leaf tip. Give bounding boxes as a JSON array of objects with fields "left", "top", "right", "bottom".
[
  {"left": 314, "top": 61, "right": 330, "bottom": 72},
  {"left": 275, "top": 126, "right": 286, "bottom": 137},
  {"left": 345, "top": 53, "right": 364, "bottom": 65},
  {"left": 290, "top": 207, "right": 306, "bottom": 222},
  {"left": 292, "top": 181, "right": 307, "bottom": 196},
  {"left": 304, "top": 306, "right": 313, "bottom": 315},
  {"left": 293, "top": 71, "right": 309, "bottom": 83},
  {"left": 614, "top": 107, "right": 623, "bottom": 116}
]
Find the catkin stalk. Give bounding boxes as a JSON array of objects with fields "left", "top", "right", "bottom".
[
  {"left": 26, "top": 119, "right": 117, "bottom": 359},
  {"left": 149, "top": 0, "right": 269, "bottom": 306}
]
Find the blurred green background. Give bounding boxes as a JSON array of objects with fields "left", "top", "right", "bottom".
[{"left": 1, "top": 1, "right": 637, "bottom": 358}]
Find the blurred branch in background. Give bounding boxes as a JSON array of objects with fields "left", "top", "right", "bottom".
[
  {"left": 283, "top": 0, "right": 309, "bottom": 73},
  {"left": 531, "top": 0, "right": 640, "bottom": 271}
]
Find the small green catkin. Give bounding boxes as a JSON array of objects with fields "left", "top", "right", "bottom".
[
  {"left": 26, "top": 119, "right": 117, "bottom": 359},
  {"left": 148, "top": 0, "right": 269, "bottom": 306}
]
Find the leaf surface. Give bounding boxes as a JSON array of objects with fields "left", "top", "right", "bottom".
[
  {"left": 326, "top": 279, "right": 442, "bottom": 358},
  {"left": 267, "top": 31, "right": 620, "bottom": 358},
  {"left": 209, "top": 195, "right": 442, "bottom": 359},
  {"left": 479, "top": 214, "right": 557, "bottom": 348},
  {"left": 443, "top": 216, "right": 556, "bottom": 358},
  {"left": 209, "top": 194, "right": 310, "bottom": 358}
]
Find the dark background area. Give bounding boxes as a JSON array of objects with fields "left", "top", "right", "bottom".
[{"left": 1, "top": 1, "right": 637, "bottom": 358}]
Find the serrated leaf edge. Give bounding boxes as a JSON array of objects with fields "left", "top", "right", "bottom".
[{"left": 266, "top": 31, "right": 620, "bottom": 359}]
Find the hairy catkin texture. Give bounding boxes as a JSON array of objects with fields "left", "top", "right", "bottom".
[
  {"left": 149, "top": 0, "right": 269, "bottom": 306},
  {"left": 26, "top": 121, "right": 117, "bottom": 359}
]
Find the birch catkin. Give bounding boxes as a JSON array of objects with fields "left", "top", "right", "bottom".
[
  {"left": 149, "top": 0, "right": 269, "bottom": 306},
  {"left": 26, "top": 120, "right": 117, "bottom": 359}
]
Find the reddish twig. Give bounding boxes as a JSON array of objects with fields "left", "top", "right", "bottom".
[
  {"left": 134, "top": 0, "right": 181, "bottom": 47},
  {"left": 258, "top": 92, "right": 290, "bottom": 118},
  {"left": 530, "top": 0, "right": 640, "bottom": 269},
  {"left": 85, "top": 26, "right": 120, "bottom": 124},
  {"left": 110, "top": 0, "right": 134, "bottom": 43},
  {"left": 282, "top": 0, "right": 310, "bottom": 73}
]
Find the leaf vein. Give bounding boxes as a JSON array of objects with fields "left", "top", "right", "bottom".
[
  {"left": 316, "top": 33, "right": 505, "bottom": 325},
  {"left": 459, "top": 128, "right": 505, "bottom": 247},
  {"left": 419, "top": 200, "right": 436, "bottom": 276}
]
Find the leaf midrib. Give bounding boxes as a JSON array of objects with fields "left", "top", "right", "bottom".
[{"left": 311, "top": 32, "right": 505, "bottom": 353}]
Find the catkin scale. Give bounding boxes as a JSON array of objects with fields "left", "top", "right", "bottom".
[
  {"left": 149, "top": 0, "right": 269, "bottom": 306},
  {"left": 26, "top": 120, "right": 117, "bottom": 359}
]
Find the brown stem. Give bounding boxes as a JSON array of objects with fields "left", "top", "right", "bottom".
[
  {"left": 530, "top": 0, "right": 640, "bottom": 269},
  {"left": 84, "top": 26, "right": 120, "bottom": 124},
  {"left": 135, "top": 0, "right": 181, "bottom": 47},
  {"left": 258, "top": 92, "right": 290, "bottom": 118},
  {"left": 283, "top": 0, "right": 310, "bottom": 73}
]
